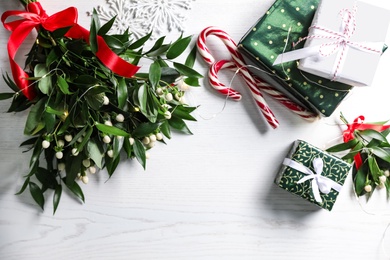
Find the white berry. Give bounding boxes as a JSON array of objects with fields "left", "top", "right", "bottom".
[
  {"left": 165, "top": 93, "right": 173, "bottom": 102},
  {"left": 149, "top": 134, "right": 157, "bottom": 142},
  {"left": 58, "top": 163, "right": 65, "bottom": 171},
  {"left": 364, "top": 185, "right": 372, "bottom": 193},
  {"left": 145, "top": 152, "right": 150, "bottom": 159},
  {"left": 103, "top": 135, "right": 111, "bottom": 144},
  {"left": 42, "top": 140, "right": 50, "bottom": 149},
  {"left": 82, "top": 159, "right": 91, "bottom": 168},
  {"left": 156, "top": 133, "right": 163, "bottom": 140},
  {"left": 116, "top": 114, "right": 125, "bottom": 122},
  {"left": 55, "top": 151, "right": 63, "bottom": 159},
  {"left": 107, "top": 149, "right": 114, "bottom": 158},
  {"left": 156, "top": 87, "right": 164, "bottom": 95},
  {"left": 64, "top": 134, "right": 72, "bottom": 142},
  {"left": 129, "top": 137, "right": 135, "bottom": 145},
  {"left": 72, "top": 148, "right": 79, "bottom": 156},
  {"left": 385, "top": 170, "right": 390, "bottom": 177},
  {"left": 89, "top": 166, "right": 97, "bottom": 174},
  {"left": 81, "top": 175, "right": 89, "bottom": 184},
  {"left": 103, "top": 95, "right": 110, "bottom": 105},
  {"left": 379, "top": 175, "right": 387, "bottom": 183},
  {"left": 57, "top": 140, "right": 65, "bottom": 147},
  {"left": 164, "top": 111, "right": 172, "bottom": 119},
  {"left": 104, "top": 121, "right": 113, "bottom": 126},
  {"left": 142, "top": 137, "right": 150, "bottom": 145}
]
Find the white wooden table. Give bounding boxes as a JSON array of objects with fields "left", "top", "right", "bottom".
[{"left": 1, "top": 0, "right": 390, "bottom": 259}]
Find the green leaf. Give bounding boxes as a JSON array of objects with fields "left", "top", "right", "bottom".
[
  {"left": 24, "top": 98, "right": 46, "bottom": 135},
  {"left": 0, "top": 93, "right": 15, "bottom": 100},
  {"left": 87, "top": 139, "right": 104, "bottom": 169},
  {"left": 113, "top": 136, "right": 125, "bottom": 160},
  {"left": 89, "top": 9, "right": 99, "bottom": 54},
  {"left": 106, "top": 155, "right": 121, "bottom": 177},
  {"left": 360, "top": 129, "right": 390, "bottom": 144},
  {"left": 44, "top": 112, "right": 56, "bottom": 133},
  {"left": 168, "top": 116, "right": 193, "bottom": 135},
  {"left": 34, "top": 63, "right": 52, "bottom": 94},
  {"left": 35, "top": 167, "right": 57, "bottom": 190},
  {"left": 64, "top": 178, "right": 85, "bottom": 203},
  {"left": 160, "top": 67, "right": 180, "bottom": 83},
  {"left": 371, "top": 147, "right": 390, "bottom": 163},
  {"left": 354, "top": 165, "right": 367, "bottom": 196},
  {"left": 20, "top": 137, "right": 39, "bottom": 147},
  {"left": 98, "top": 15, "right": 116, "bottom": 36},
  {"left": 185, "top": 43, "right": 197, "bottom": 68},
  {"left": 30, "top": 137, "right": 43, "bottom": 167},
  {"left": 128, "top": 31, "right": 152, "bottom": 49},
  {"left": 149, "top": 61, "right": 161, "bottom": 88},
  {"left": 57, "top": 76, "right": 72, "bottom": 95},
  {"left": 166, "top": 36, "right": 192, "bottom": 60},
  {"left": 172, "top": 105, "right": 197, "bottom": 121},
  {"left": 29, "top": 182, "right": 45, "bottom": 210},
  {"left": 326, "top": 138, "right": 359, "bottom": 153},
  {"left": 103, "top": 35, "right": 125, "bottom": 51},
  {"left": 53, "top": 185, "right": 62, "bottom": 214},
  {"left": 15, "top": 177, "right": 30, "bottom": 195},
  {"left": 341, "top": 142, "right": 363, "bottom": 160},
  {"left": 117, "top": 77, "right": 128, "bottom": 110},
  {"left": 133, "top": 139, "right": 146, "bottom": 169},
  {"left": 160, "top": 121, "right": 171, "bottom": 139},
  {"left": 173, "top": 62, "right": 203, "bottom": 78},
  {"left": 65, "top": 154, "right": 83, "bottom": 186},
  {"left": 3, "top": 73, "right": 20, "bottom": 92},
  {"left": 78, "top": 126, "right": 94, "bottom": 153},
  {"left": 132, "top": 122, "right": 160, "bottom": 138},
  {"left": 96, "top": 122, "right": 129, "bottom": 137},
  {"left": 45, "top": 106, "right": 65, "bottom": 116},
  {"left": 145, "top": 36, "right": 165, "bottom": 55},
  {"left": 368, "top": 156, "right": 381, "bottom": 180},
  {"left": 138, "top": 84, "right": 149, "bottom": 119},
  {"left": 184, "top": 77, "right": 200, "bottom": 87}
]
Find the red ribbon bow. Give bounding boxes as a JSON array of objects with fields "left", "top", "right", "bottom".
[
  {"left": 1, "top": 2, "right": 140, "bottom": 100},
  {"left": 343, "top": 115, "right": 390, "bottom": 169}
]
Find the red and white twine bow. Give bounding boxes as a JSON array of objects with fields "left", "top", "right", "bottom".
[{"left": 197, "top": 26, "right": 317, "bottom": 129}]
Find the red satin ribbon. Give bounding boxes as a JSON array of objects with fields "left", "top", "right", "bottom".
[
  {"left": 343, "top": 115, "right": 390, "bottom": 169},
  {"left": 1, "top": 2, "right": 140, "bottom": 100}
]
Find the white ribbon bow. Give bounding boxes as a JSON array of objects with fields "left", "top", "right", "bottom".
[
  {"left": 283, "top": 158, "right": 342, "bottom": 203},
  {"left": 273, "top": 5, "right": 384, "bottom": 80}
]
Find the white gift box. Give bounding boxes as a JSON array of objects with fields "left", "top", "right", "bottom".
[
  {"left": 273, "top": 0, "right": 390, "bottom": 86},
  {"left": 298, "top": 0, "right": 390, "bottom": 86}
]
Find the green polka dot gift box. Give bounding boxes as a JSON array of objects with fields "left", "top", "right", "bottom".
[
  {"left": 274, "top": 140, "right": 352, "bottom": 211},
  {"left": 238, "top": 0, "right": 353, "bottom": 117}
]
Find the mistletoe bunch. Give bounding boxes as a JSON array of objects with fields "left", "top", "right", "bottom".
[
  {"left": 1, "top": 0, "right": 202, "bottom": 213},
  {"left": 327, "top": 114, "right": 390, "bottom": 198}
]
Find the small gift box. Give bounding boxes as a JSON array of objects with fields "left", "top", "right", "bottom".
[
  {"left": 274, "top": 140, "right": 351, "bottom": 211},
  {"left": 292, "top": 0, "right": 390, "bottom": 86},
  {"left": 238, "top": 0, "right": 353, "bottom": 116}
]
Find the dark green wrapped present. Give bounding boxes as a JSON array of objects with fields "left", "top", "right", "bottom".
[
  {"left": 238, "top": 0, "right": 353, "bottom": 116},
  {"left": 275, "top": 140, "right": 351, "bottom": 211}
]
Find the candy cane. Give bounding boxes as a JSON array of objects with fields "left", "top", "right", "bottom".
[
  {"left": 198, "top": 26, "right": 279, "bottom": 128},
  {"left": 197, "top": 26, "right": 318, "bottom": 125}
]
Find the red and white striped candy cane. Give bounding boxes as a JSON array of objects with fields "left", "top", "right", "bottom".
[
  {"left": 198, "top": 26, "right": 279, "bottom": 128},
  {"left": 197, "top": 26, "right": 318, "bottom": 124}
]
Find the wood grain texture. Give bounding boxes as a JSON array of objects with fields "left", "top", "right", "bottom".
[{"left": 1, "top": 0, "right": 390, "bottom": 259}]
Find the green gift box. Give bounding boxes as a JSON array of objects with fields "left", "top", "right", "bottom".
[
  {"left": 238, "top": 0, "right": 353, "bottom": 116},
  {"left": 274, "top": 140, "right": 351, "bottom": 211}
]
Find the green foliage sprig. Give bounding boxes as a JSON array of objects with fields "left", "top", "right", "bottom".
[
  {"left": 1, "top": 4, "right": 202, "bottom": 213},
  {"left": 327, "top": 113, "right": 390, "bottom": 199}
]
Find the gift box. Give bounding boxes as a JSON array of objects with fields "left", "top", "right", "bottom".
[
  {"left": 238, "top": 0, "right": 353, "bottom": 117},
  {"left": 274, "top": 140, "right": 351, "bottom": 211},
  {"left": 295, "top": 0, "right": 390, "bottom": 86}
]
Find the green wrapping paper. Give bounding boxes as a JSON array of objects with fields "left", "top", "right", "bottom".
[
  {"left": 275, "top": 140, "right": 351, "bottom": 211},
  {"left": 238, "top": 0, "right": 353, "bottom": 116}
]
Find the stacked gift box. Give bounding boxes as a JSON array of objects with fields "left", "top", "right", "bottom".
[
  {"left": 237, "top": 0, "right": 390, "bottom": 210},
  {"left": 238, "top": 0, "right": 390, "bottom": 117}
]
